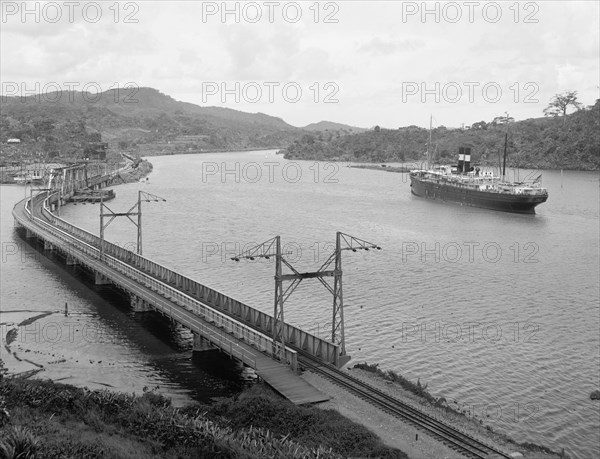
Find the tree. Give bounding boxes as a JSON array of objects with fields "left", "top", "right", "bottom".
[
  {"left": 491, "top": 115, "right": 514, "bottom": 126},
  {"left": 471, "top": 121, "right": 488, "bottom": 130},
  {"left": 88, "top": 132, "right": 102, "bottom": 142},
  {"left": 32, "top": 119, "right": 55, "bottom": 141},
  {"left": 544, "top": 91, "right": 583, "bottom": 117},
  {"left": 374, "top": 125, "right": 380, "bottom": 132}
]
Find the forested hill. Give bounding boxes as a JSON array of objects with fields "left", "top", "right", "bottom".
[
  {"left": 302, "top": 121, "right": 367, "bottom": 133},
  {"left": 0, "top": 88, "right": 303, "bottom": 158},
  {"left": 283, "top": 100, "right": 600, "bottom": 171}
]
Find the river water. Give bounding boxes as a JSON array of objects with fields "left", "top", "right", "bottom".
[{"left": 1, "top": 150, "right": 598, "bottom": 458}]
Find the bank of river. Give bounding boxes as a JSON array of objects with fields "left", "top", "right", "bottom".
[
  {"left": 119, "top": 159, "right": 153, "bottom": 183},
  {"left": 0, "top": 376, "right": 406, "bottom": 458}
]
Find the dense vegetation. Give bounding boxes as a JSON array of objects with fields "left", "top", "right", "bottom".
[
  {"left": 0, "top": 88, "right": 304, "bottom": 160},
  {"left": 3, "top": 87, "right": 597, "bottom": 170},
  {"left": 208, "top": 384, "right": 406, "bottom": 458},
  {"left": 283, "top": 99, "right": 600, "bottom": 170},
  {"left": 0, "top": 376, "right": 406, "bottom": 459}
]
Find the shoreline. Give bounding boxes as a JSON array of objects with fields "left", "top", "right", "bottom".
[
  {"left": 301, "top": 361, "right": 567, "bottom": 459},
  {"left": 0, "top": 376, "right": 407, "bottom": 458},
  {"left": 353, "top": 362, "right": 565, "bottom": 458},
  {"left": 132, "top": 146, "right": 283, "bottom": 156},
  {"left": 349, "top": 164, "right": 413, "bottom": 173},
  {"left": 1, "top": 310, "right": 63, "bottom": 380},
  {"left": 285, "top": 157, "right": 599, "bottom": 172},
  {"left": 117, "top": 158, "right": 153, "bottom": 183},
  {"left": 0, "top": 348, "right": 570, "bottom": 459}
]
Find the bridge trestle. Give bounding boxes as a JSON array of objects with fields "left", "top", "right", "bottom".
[
  {"left": 193, "top": 333, "right": 217, "bottom": 352},
  {"left": 94, "top": 272, "right": 111, "bottom": 285},
  {"left": 16, "top": 184, "right": 347, "bottom": 374},
  {"left": 130, "top": 294, "right": 152, "bottom": 312}
]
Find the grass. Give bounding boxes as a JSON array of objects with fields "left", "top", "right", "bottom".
[
  {"left": 0, "top": 374, "right": 408, "bottom": 459},
  {"left": 353, "top": 362, "right": 437, "bottom": 403},
  {"left": 206, "top": 384, "right": 408, "bottom": 459}
]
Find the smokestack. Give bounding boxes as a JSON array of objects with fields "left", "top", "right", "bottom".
[
  {"left": 464, "top": 147, "right": 471, "bottom": 172},
  {"left": 458, "top": 147, "right": 465, "bottom": 173}
]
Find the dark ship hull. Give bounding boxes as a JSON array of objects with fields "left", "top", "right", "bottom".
[{"left": 410, "top": 175, "right": 548, "bottom": 214}]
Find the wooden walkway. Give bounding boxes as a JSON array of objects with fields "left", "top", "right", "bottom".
[{"left": 254, "top": 356, "right": 329, "bottom": 405}]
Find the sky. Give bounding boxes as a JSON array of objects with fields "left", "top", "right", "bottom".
[{"left": 1, "top": 1, "right": 599, "bottom": 129}]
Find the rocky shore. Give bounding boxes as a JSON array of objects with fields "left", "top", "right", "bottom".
[{"left": 116, "top": 159, "right": 153, "bottom": 184}]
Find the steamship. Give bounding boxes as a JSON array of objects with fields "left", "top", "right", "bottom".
[{"left": 409, "top": 146, "right": 549, "bottom": 214}]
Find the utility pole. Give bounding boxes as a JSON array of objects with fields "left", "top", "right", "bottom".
[
  {"left": 137, "top": 192, "right": 143, "bottom": 255},
  {"left": 28, "top": 181, "right": 32, "bottom": 220},
  {"left": 502, "top": 112, "right": 509, "bottom": 181},
  {"left": 427, "top": 115, "right": 433, "bottom": 169},
  {"left": 28, "top": 185, "right": 51, "bottom": 219},
  {"left": 100, "top": 193, "right": 105, "bottom": 259},
  {"left": 332, "top": 231, "right": 344, "bottom": 352},
  {"left": 57, "top": 186, "right": 61, "bottom": 216},
  {"left": 100, "top": 190, "right": 166, "bottom": 258}
]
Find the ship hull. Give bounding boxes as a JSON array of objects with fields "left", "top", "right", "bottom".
[{"left": 410, "top": 176, "right": 547, "bottom": 214}]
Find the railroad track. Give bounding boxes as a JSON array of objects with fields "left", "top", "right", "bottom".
[{"left": 299, "top": 355, "right": 513, "bottom": 459}]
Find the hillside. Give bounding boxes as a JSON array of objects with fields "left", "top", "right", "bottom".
[
  {"left": 0, "top": 88, "right": 303, "bottom": 161},
  {"left": 302, "top": 121, "right": 368, "bottom": 133},
  {"left": 2, "top": 88, "right": 598, "bottom": 170},
  {"left": 283, "top": 100, "right": 600, "bottom": 171},
  {"left": 0, "top": 377, "right": 406, "bottom": 459}
]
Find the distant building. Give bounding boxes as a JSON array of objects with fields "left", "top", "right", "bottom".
[
  {"left": 7, "top": 138, "right": 20, "bottom": 144},
  {"left": 83, "top": 142, "right": 108, "bottom": 160}
]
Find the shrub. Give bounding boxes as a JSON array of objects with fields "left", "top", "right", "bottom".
[
  {"left": 209, "top": 384, "right": 407, "bottom": 458},
  {"left": 353, "top": 362, "right": 436, "bottom": 403},
  {"left": 0, "top": 425, "right": 40, "bottom": 459}
]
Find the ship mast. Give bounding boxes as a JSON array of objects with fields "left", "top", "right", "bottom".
[
  {"left": 427, "top": 114, "right": 433, "bottom": 169},
  {"left": 502, "top": 112, "right": 509, "bottom": 181}
]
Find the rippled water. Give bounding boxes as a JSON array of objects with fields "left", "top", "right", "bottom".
[
  {"left": 2, "top": 150, "right": 599, "bottom": 457},
  {"left": 1, "top": 187, "right": 252, "bottom": 405}
]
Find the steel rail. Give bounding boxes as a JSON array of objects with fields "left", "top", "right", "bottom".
[{"left": 299, "top": 355, "right": 513, "bottom": 459}]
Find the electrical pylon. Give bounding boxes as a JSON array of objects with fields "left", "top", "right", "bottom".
[
  {"left": 231, "top": 232, "right": 380, "bottom": 366},
  {"left": 100, "top": 190, "right": 166, "bottom": 258}
]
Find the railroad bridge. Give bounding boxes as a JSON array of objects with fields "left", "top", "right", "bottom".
[{"left": 12, "top": 170, "right": 363, "bottom": 404}]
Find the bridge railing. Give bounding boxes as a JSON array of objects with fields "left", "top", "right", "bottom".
[
  {"left": 41, "top": 192, "right": 340, "bottom": 366},
  {"left": 111, "top": 258, "right": 291, "bottom": 363},
  {"left": 18, "top": 193, "right": 296, "bottom": 371}
]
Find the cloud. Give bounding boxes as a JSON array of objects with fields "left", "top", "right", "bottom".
[
  {"left": 216, "top": 23, "right": 303, "bottom": 81},
  {"left": 0, "top": 0, "right": 597, "bottom": 128},
  {"left": 358, "top": 37, "right": 424, "bottom": 56},
  {"left": 1, "top": 18, "right": 158, "bottom": 86}
]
